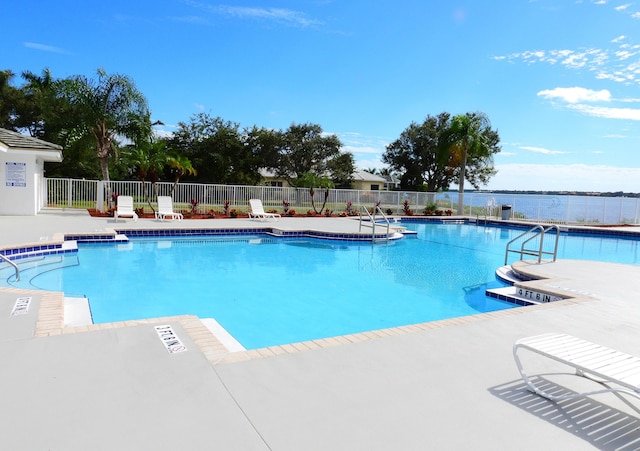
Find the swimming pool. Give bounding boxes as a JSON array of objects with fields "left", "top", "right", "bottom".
[{"left": 6, "top": 222, "right": 640, "bottom": 349}]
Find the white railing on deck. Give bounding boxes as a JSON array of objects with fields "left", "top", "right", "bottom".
[{"left": 44, "top": 178, "right": 640, "bottom": 225}]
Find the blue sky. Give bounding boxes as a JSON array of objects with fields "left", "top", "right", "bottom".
[{"left": 3, "top": 0, "right": 640, "bottom": 192}]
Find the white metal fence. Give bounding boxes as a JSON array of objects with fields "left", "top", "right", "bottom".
[{"left": 44, "top": 178, "right": 640, "bottom": 225}]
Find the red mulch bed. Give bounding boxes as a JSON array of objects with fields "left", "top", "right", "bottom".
[
  {"left": 87, "top": 209, "right": 246, "bottom": 219},
  {"left": 86, "top": 209, "right": 355, "bottom": 219}
]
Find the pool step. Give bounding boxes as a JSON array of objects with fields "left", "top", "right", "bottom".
[
  {"left": 0, "top": 252, "right": 80, "bottom": 289},
  {"left": 201, "top": 318, "right": 245, "bottom": 352},
  {"left": 495, "top": 265, "right": 524, "bottom": 285},
  {"left": 486, "top": 286, "right": 565, "bottom": 306},
  {"left": 64, "top": 297, "right": 93, "bottom": 327}
]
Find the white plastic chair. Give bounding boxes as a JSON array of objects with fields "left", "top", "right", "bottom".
[
  {"left": 114, "top": 196, "right": 138, "bottom": 222},
  {"left": 248, "top": 199, "right": 281, "bottom": 221},
  {"left": 156, "top": 196, "right": 183, "bottom": 221}
]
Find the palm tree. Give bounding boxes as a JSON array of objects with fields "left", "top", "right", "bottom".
[
  {"left": 444, "top": 112, "right": 492, "bottom": 215},
  {"left": 121, "top": 140, "right": 168, "bottom": 213},
  {"left": 61, "top": 68, "right": 150, "bottom": 183},
  {"left": 167, "top": 153, "right": 197, "bottom": 195}
]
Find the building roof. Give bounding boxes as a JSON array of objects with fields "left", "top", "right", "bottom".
[
  {"left": 0, "top": 128, "right": 63, "bottom": 162},
  {"left": 352, "top": 170, "right": 387, "bottom": 183}
]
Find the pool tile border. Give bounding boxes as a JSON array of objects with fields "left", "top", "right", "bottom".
[
  {"left": 25, "top": 282, "right": 590, "bottom": 366},
  {"left": 204, "top": 296, "right": 589, "bottom": 365},
  {"left": 117, "top": 227, "right": 392, "bottom": 241}
]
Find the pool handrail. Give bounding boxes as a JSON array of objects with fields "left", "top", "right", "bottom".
[
  {"left": 358, "top": 205, "right": 391, "bottom": 241},
  {"left": 0, "top": 254, "right": 20, "bottom": 282},
  {"left": 504, "top": 224, "right": 560, "bottom": 265}
]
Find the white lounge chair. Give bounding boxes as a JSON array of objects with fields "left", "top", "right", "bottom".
[
  {"left": 514, "top": 333, "right": 640, "bottom": 401},
  {"left": 248, "top": 199, "right": 281, "bottom": 221},
  {"left": 114, "top": 195, "right": 138, "bottom": 222},
  {"left": 156, "top": 196, "right": 183, "bottom": 221}
]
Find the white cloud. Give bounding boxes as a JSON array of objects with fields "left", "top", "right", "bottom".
[
  {"left": 343, "top": 145, "right": 382, "bottom": 156},
  {"left": 219, "top": 6, "right": 318, "bottom": 26},
  {"left": 153, "top": 129, "right": 174, "bottom": 139},
  {"left": 494, "top": 36, "right": 640, "bottom": 85},
  {"left": 184, "top": 1, "right": 320, "bottom": 27},
  {"left": 355, "top": 159, "right": 386, "bottom": 171},
  {"left": 536, "top": 86, "right": 640, "bottom": 119},
  {"left": 519, "top": 146, "right": 566, "bottom": 155},
  {"left": 537, "top": 87, "right": 611, "bottom": 103},
  {"left": 611, "top": 2, "right": 640, "bottom": 19},
  {"left": 484, "top": 163, "right": 640, "bottom": 191},
  {"left": 567, "top": 103, "right": 640, "bottom": 120},
  {"left": 337, "top": 132, "right": 389, "bottom": 153},
  {"left": 23, "top": 42, "right": 68, "bottom": 54}
]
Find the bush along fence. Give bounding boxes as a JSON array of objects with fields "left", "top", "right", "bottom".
[{"left": 45, "top": 178, "right": 640, "bottom": 225}]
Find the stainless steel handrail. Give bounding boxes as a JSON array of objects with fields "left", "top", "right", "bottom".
[
  {"left": 505, "top": 224, "right": 561, "bottom": 264},
  {"left": 359, "top": 205, "right": 391, "bottom": 241},
  {"left": 0, "top": 254, "right": 20, "bottom": 281}
]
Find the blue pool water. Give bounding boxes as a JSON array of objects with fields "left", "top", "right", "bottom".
[{"left": 13, "top": 222, "right": 640, "bottom": 349}]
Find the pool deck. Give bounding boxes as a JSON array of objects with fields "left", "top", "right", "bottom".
[{"left": 2, "top": 209, "right": 640, "bottom": 450}]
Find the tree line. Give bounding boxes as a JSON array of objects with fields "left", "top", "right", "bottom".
[{"left": 0, "top": 68, "right": 501, "bottom": 199}]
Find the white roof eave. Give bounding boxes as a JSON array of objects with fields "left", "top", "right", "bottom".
[{"left": 6, "top": 147, "right": 63, "bottom": 162}]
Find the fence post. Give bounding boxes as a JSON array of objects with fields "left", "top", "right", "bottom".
[
  {"left": 96, "top": 181, "right": 104, "bottom": 212},
  {"left": 67, "top": 179, "right": 73, "bottom": 208}
]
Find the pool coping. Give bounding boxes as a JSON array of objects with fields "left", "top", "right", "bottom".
[
  {"left": 26, "top": 287, "right": 591, "bottom": 365},
  {"left": 0, "top": 221, "right": 404, "bottom": 257}
]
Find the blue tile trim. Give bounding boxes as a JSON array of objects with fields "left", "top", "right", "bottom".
[
  {"left": 1, "top": 228, "right": 369, "bottom": 256},
  {"left": 486, "top": 290, "right": 534, "bottom": 307},
  {"left": 403, "top": 218, "right": 640, "bottom": 240},
  {"left": 1, "top": 244, "right": 62, "bottom": 256},
  {"left": 114, "top": 228, "right": 386, "bottom": 242},
  {"left": 400, "top": 217, "right": 466, "bottom": 224},
  {"left": 65, "top": 234, "right": 119, "bottom": 242},
  {"left": 0, "top": 245, "right": 75, "bottom": 261}
]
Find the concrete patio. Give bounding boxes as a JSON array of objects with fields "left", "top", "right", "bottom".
[{"left": 2, "top": 209, "right": 640, "bottom": 450}]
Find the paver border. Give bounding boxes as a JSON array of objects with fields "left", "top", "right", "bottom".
[{"left": 12, "top": 282, "right": 591, "bottom": 365}]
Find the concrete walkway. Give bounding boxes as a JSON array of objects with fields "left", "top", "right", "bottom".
[{"left": 2, "top": 210, "right": 640, "bottom": 450}]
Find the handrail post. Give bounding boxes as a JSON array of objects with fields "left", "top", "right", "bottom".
[
  {"left": 505, "top": 223, "right": 562, "bottom": 265},
  {"left": 0, "top": 254, "right": 19, "bottom": 282},
  {"left": 538, "top": 229, "right": 545, "bottom": 263},
  {"left": 375, "top": 205, "right": 391, "bottom": 240},
  {"left": 358, "top": 205, "right": 392, "bottom": 241}
]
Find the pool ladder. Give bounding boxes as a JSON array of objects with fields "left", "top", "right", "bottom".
[
  {"left": 0, "top": 254, "right": 20, "bottom": 281},
  {"left": 358, "top": 205, "right": 391, "bottom": 241},
  {"left": 504, "top": 224, "right": 560, "bottom": 265}
]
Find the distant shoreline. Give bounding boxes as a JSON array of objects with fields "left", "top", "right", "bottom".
[{"left": 473, "top": 190, "right": 640, "bottom": 198}]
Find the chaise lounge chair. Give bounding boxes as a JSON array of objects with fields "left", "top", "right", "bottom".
[
  {"left": 514, "top": 333, "right": 640, "bottom": 402},
  {"left": 156, "top": 196, "right": 183, "bottom": 221},
  {"left": 248, "top": 199, "right": 281, "bottom": 221},
  {"left": 114, "top": 195, "right": 138, "bottom": 222}
]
